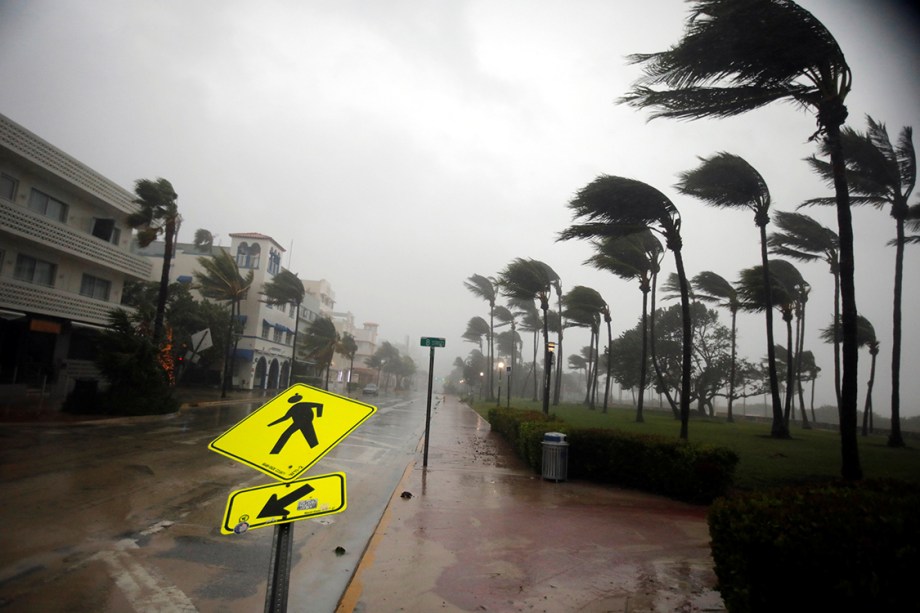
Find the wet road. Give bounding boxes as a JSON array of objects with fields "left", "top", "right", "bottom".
[{"left": 0, "top": 393, "right": 428, "bottom": 612}]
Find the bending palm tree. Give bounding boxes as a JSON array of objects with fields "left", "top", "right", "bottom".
[
  {"left": 560, "top": 176, "right": 694, "bottom": 440},
  {"left": 692, "top": 271, "right": 741, "bottom": 421},
  {"left": 194, "top": 250, "right": 253, "bottom": 399},
  {"left": 769, "top": 211, "right": 840, "bottom": 405},
  {"left": 304, "top": 317, "right": 339, "bottom": 390},
  {"left": 622, "top": 0, "right": 859, "bottom": 476},
  {"left": 585, "top": 230, "right": 663, "bottom": 420},
  {"left": 464, "top": 274, "right": 498, "bottom": 400},
  {"left": 822, "top": 315, "right": 879, "bottom": 437},
  {"left": 462, "top": 316, "right": 491, "bottom": 353},
  {"left": 129, "top": 177, "right": 180, "bottom": 343},
  {"left": 562, "top": 286, "right": 606, "bottom": 409},
  {"left": 498, "top": 259, "right": 560, "bottom": 414},
  {"left": 804, "top": 117, "right": 914, "bottom": 448},
  {"left": 261, "top": 269, "right": 305, "bottom": 385},
  {"left": 677, "top": 152, "right": 787, "bottom": 438},
  {"left": 338, "top": 333, "right": 358, "bottom": 393}
]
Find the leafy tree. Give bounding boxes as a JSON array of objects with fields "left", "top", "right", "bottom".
[
  {"left": 562, "top": 286, "right": 606, "bottom": 409},
  {"left": 769, "top": 211, "right": 841, "bottom": 405},
  {"left": 193, "top": 249, "right": 254, "bottom": 398},
  {"left": 128, "top": 178, "right": 180, "bottom": 343},
  {"left": 369, "top": 341, "right": 401, "bottom": 393},
  {"left": 621, "top": 0, "right": 860, "bottom": 478},
  {"left": 261, "top": 269, "right": 305, "bottom": 384},
  {"left": 193, "top": 228, "right": 215, "bottom": 252},
  {"left": 585, "top": 229, "right": 663, "bottom": 420},
  {"left": 692, "top": 271, "right": 741, "bottom": 421},
  {"left": 464, "top": 274, "right": 497, "bottom": 399},
  {"left": 462, "top": 316, "right": 491, "bottom": 351},
  {"left": 561, "top": 176, "right": 694, "bottom": 440},
  {"left": 677, "top": 152, "right": 787, "bottom": 437},
  {"left": 498, "top": 258, "right": 560, "bottom": 414},
  {"left": 804, "top": 116, "right": 915, "bottom": 448},
  {"left": 303, "top": 317, "right": 339, "bottom": 390}
]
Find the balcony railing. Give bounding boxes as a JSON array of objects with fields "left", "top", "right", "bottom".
[
  {"left": 0, "top": 277, "right": 130, "bottom": 326},
  {"left": 0, "top": 198, "right": 152, "bottom": 279}
]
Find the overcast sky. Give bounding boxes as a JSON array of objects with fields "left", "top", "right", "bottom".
[{"left": 1, "top": 0, "right": 918, "bottom": 415}]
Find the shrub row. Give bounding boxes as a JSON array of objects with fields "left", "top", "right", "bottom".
[
  {"left": 708, "top": 480, "right": 920, "bottom": 612},
  {"left": 486, "top": 407, "right": 738, "bottom": 504}
]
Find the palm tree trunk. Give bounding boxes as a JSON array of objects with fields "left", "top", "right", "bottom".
[
  {"left": 488, "top": 304, "right": 495, "bottom": 400},
  {"left": 888, "top": 219, "right": 905, "bottom": 447},
  {"left": 637, "top": 289, "right": 649, "bottom": 422},
  {"left": 759, "top": 224, "right": 788, "bottom": 438},
  {"left": 782, "top": 315, "right": 794, "bottom": 426},
  {"left": 553, "top": 290, "right": 563, "bottom": 406},
  {"left": 603, "top": 313, "right": 612, "bottom": 414},
  {"left": 796, "top": 303, "right": 810, "bottom": 429},
  {"left": 673, "top": 248, "right": 692, "bottom": 441},
  {"left": 290, "top": 302, "right": 300, "bottom": 385},
  {"left": 541, "top": 296, "right": 550, "bottom": 415},
  {"left": 648, "top": 272, "right": 679, "bottom": 419},
  {"left": 864, "top": 347, "right": 878, "bottom": 436},
  {"left": 153, "top": 219, "right": 176, "bottom": 343},
  {"left": 727, "top": 308, "right": 737, "bottom": 422},
  {"left": 531, "top": 330, "right": 539, "bottom": 401},
  {"left": 827, "top": 119, "right": 862, "bottom": 480},
  {"left": 832, "top": 266, "right": 841, "bottom": 407}
]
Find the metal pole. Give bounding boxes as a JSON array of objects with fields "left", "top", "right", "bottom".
[
  {"left": 264, "top": 523, "right": 293, "bottom": 613},
  {"left": 423, "top": 346, "right": 435, "bottom": 468}
]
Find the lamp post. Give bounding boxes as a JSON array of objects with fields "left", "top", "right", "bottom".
[
  {"left": 479, "top": 371, "right": 484, "bottom": 400},
  {"left": 506, "top": 365, "right": 511, "bottom": 408},
  {"left": 496, "top": 361, "right": 504, "bottom": 407}
]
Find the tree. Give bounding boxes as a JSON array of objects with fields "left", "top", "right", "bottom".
[
  {"left": 193, "top": 228, "right": 215, "bottom": 252},
  {"left": 804, "top": 116, "right": 914, "bottom": 448},
  {"left": 622, "top": 0, "right": 860, "bottom": 478},
  {"left": 560, "top": 176, "right": 694, "bottom": 440},
  {"left": 562, "top": 286, "right": 606, "bottom": 409},
  {"left": 769, "top": 211, "right": 841, "bottom": 405},
  {"left": 494, "top": 304, "right": 521, "bottom": 400},
  {"left": 464, "top": 274, "right": 497, "bottom": 399},
  {"left": 338, "top": 333, "right": 358, "bottom": 392},
  {"left": 692, "top": 271, "right": 741, "bottom": 421},
  {"left": 193, "top": 249, "right": 253, "bottom": 398},
  {"left": 261, "top": 269, "right": 305, "bottom": 385},
  {"left": 462, "top": 316, "right": 491, "bottom": 352},
  {"left": 128, "top": 178, "right": 180, "bottom": 343},
  {"left": 676, "top": 152, "right": 787, "bottom": 437},
  {"left": 822, "top": 315, "right": 879, "bottom": 437},
  {"left": 498, "top": 259, "right": 560, "bottom": 414},
  {"left": 585, "top": 230, "right": 663, "bottom": 420},
  {"left": 303, "top": 317, "right": 339, "bottom": 390}
]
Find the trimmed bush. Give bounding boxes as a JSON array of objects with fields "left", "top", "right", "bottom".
[{"left": 708, "top": 480, "right": 920, "bottom": 612}]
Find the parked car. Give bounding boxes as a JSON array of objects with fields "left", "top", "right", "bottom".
[{"left": 362, "top": 384, "right": 378, "bottom": 396}]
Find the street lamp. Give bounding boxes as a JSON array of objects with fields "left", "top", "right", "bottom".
[
  {"left": 506, "top": 365, "right": 511, "bottom": 408},
  {"left": 479, "top": 371, "right": 484, "bottom": 400},
  {"left": 496, "top": 361, "right": 504, "bottom": 407}
]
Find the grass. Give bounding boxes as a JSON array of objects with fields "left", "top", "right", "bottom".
[{"left": 471, "top": 399, "right": 920, "bottom": 490}]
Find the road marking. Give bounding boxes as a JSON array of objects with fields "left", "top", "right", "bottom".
[{"left": 91, "top": 549, "right": 198, "bottom": 612}]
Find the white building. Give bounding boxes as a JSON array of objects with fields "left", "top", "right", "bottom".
[{"left": 0, "top": 113, "right": 152, "bottom": 396}]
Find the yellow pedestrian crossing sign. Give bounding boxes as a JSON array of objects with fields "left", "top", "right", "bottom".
[
  {"left": 221, "top": 472, "right": 346, "bottom": 534},
  {"left": 209, "top": 383, "right": 377, "bottom": 481}
]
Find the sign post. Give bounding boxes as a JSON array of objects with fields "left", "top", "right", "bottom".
[
  {"left": 419, "top": 337, "right": 445, "bottom": 468},
  {"left": 208, "top": 383, "right": 376, "bottom": 612}
]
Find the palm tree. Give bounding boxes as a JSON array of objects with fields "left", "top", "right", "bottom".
[
  {"left": 303, "top": 317, "right": 339, "bottom": 390},
  {"left": 804, "top": 116, "right": 914, "bottom": 448},
  {"left": 560, "top": 175, "right": 694, "bottom": 440},
  {"left": 676, "top": 152, "right": 787, "bottom": 437},
  {"left": 692, "top": 271, "right": 741, "bottom": 421},
  {"left": 821, "top": 315, "right": 879, "bottom": 437},
  {"left": 261, "top": 269, "right": 305, "bottom": 385},
  {"left": 498, "top": 259, "right": 560, "bottom": 414},
  {"left": 338, "top": 332, "right": 358, "bottom": 393},
  {"left": 129, "top": 177, "right": 180, "bottom": 343},
  {"left": 493, "top": 305, "right": 521, "bottom": 402},
  {"left": 465, "top": 274, "right": 498, "bottom": 400},
  {"left": 738, "top": 260, "right": 806, "bottom": 426},
  {"left": 768, "top": 211, "right": 841, "bottom": 405},
  {"left": 562, "top": 286, "right": 606, "bottom": 409},
  {"left": 621, "top": 0, "right": 859, "bottom": 477},
  {"left": 193, "top": 249, "right": 253, "bottom": 398},
  {"left": 514, "top": 300, "right": 543, "bottom": 401},
  {"left": 462, "top": 316, "right": 491, "bottom": 355},
  {"left": 585, "top": 230, "right": 663, "bottom": 420}
]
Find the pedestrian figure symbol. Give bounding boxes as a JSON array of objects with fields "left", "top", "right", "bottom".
[{"left": 268, "top": 393, "right": 324, "bottom": 454}]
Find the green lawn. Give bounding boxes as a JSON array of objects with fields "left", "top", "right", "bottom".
[{"left": 471, "top": 399, "right": 920, "bottom": 490}]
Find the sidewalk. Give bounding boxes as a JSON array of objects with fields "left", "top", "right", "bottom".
[{"left": 338, "top": 396, "right": 725, "bottom": 613}]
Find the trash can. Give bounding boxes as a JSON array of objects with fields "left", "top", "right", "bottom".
[{"left": 541, "top": 432, "right": 568, "bottom": 482}]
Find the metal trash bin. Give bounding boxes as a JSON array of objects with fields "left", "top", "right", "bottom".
[{"left": 541, "top": 432, "right": 568, "bottom": 482}]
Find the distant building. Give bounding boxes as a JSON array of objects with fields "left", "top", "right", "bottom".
[{"left": 0, "top": 113, "right": 152, "bottom": 395}]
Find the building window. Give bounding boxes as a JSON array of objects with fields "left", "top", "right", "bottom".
[
  {"left": 80, "top": 274, "right": 111, "bottom": 301},
  {"left": 14, "top": 254, "right": 57, "bottom": 286},
  {"left": 1, "top": 174, "right": 17, "bottom": 201},
  {"left": 272, "top": 328, "right": 283, "bottom": 343},
  {"left": 262, "top": 321, "right": 271, "bottom": 339},
  {"left": 92, "top": 218, "right": 121, "bottom": 244},
  {"left": 288, "top": 304, "right": 295, "bottom": 317},
  {"left": 28, "top": 189, "right": 68, "bottom": 222},
  {"left": 235, "top": 242, "right": 261, "bottom": 269},
  {"left": 285, "top": 331, "right": 293, "bottom": 345},
  {"left": 268, "top": 249, "right": 281, "bottom": 275}
]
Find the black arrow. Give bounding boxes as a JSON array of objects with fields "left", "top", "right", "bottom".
[{"left": 258, "top": 482, "right": 316, "bottom": 519}]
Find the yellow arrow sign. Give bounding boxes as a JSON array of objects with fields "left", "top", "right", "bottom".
[
  {"left": 209, "top": 383, "right": 377, "bottom": 481},
  {"left": 221, "top": 473, "right": 346, "bottom": 534}
]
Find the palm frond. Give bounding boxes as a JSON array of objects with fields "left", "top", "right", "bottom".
[{"left": 676, "top": 152, "right": 770, "bottom": 212}]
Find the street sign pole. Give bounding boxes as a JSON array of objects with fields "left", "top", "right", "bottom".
[
  {"left": 420, "top": 337, "right": 445, "bottom": 468},
  {"left": 265, "top": 523, "right": 293, "bottom": 613}
]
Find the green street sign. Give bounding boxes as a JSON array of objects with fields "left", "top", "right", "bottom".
[{"left": 420, "top": 337, "right": 446, "bottom": 348}]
